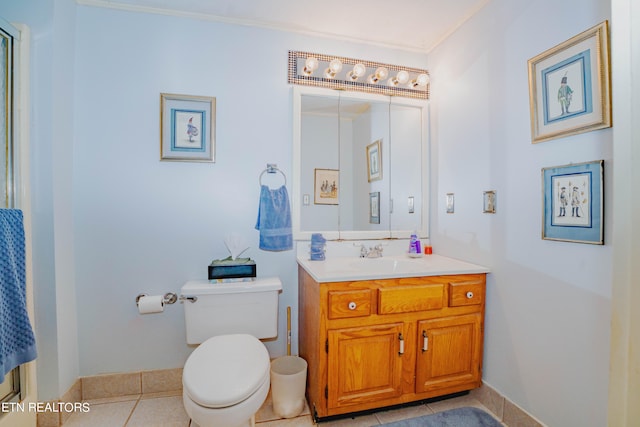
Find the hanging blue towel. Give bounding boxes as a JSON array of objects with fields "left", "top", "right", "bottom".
[
  {"left": 255, "top": 185, "right": 293, "bottom": 251},
  {"left": 0, "top": 209, "right": 37, "bottom": 378}
]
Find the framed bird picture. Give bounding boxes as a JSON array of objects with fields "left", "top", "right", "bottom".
[{"left": 160, "top": 93, "right": 216, "bottom": 162}]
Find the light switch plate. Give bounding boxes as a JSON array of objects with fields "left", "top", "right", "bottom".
[{"left": 446, "top": 193, "right": 455, "bottom": 213}]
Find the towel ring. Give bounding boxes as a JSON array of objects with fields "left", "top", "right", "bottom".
[{"left": 259, "top": 163, "right": 287, "bottom": 186}]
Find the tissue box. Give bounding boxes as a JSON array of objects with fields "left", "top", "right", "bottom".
[{"left": 208, "top": 257, "right": 256, "bottom": 280}]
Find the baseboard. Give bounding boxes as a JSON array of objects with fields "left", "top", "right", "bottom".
[
  {"left": 36, "top": 368, "right": 182, "bottom": 427},
  {"left": 471, "top": 382, "right": 547, "bottom": 427},
  {"left": 38, "top": 371, "right": 544, "bottom": 427}
]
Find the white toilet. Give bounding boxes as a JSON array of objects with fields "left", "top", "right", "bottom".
[{"left": 181, "top": 277, "right": 282, "bottom": 427}]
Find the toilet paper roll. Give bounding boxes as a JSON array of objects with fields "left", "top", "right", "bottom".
[{"left": 137, "top": 295, "right": 164, "bottom": 314}]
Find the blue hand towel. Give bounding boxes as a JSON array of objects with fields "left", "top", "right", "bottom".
[
  {"left": 255, "top": 185, "right": 293, "bottom": 251},
  {"left": 0, "top": 209, "right": 37, "bottom": 378}
]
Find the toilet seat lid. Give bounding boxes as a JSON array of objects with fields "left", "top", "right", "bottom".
[{"left": 183, "top": 334, "right": 270, "bottom": 409}]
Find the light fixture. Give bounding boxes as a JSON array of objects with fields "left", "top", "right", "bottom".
[
  {"left": 368, "top": 67, "right": 389, "bottom": 84},
  {"left": 324, "top": 58, "right": 343, "bottom": 79},
  {"left": 288, "top": 51, "right": 430, "bottom": 100},
  {"left": 388, "top": 70, "right": 410, "bottom": 87},
  {"left": 302, "top": 57, "right": 319, "bottom": 76},
  {"left": 347, "top": 63, "right": 366, "bottom": 81},
  {"left": 410, "top": 73, "right": 430, "bottom": 88}
]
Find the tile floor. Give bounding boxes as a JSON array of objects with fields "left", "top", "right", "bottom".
[{"left": 62, "top": 389, "right": 505, "bottom": 426}]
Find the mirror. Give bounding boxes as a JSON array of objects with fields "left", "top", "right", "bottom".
[{"left": 292, "top": 86, "right": 429, "bottom": 240}]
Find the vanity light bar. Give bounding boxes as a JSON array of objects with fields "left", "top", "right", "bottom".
[{"left": 288, "top": 51, "right": 430, "bottom": 100}]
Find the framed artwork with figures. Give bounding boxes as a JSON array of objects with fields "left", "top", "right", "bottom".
[
  {"left": 314, "top": 169, "right": 339, "bottom": 205},
  {"left": 542, "top": 160, "right": 603, "bottom": 244}
]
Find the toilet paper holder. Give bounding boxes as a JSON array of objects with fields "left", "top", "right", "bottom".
[{"left": 136, "top": 292, "right": 177, "bottom": 307}]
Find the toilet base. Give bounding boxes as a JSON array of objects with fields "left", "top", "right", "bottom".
[{"left": 183, "top": 376, "right": 269, "bottom": 427}]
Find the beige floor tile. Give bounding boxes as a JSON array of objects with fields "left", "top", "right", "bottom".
[
  {"left": 471, "top": 385, "right": 505, "bottom": 419},
  {"left": 85, "top": 394, "right": 140, "bottom": 405},
  {"left": 36, "top": 409, "right": 60, "bottom": 427},
  {"left": 61, "top": 380, "right": 82, "bottom": 403},
  {"left": 374, "top": 403, "right": 434, "bottom": 424},
  {"left": 141, "top": 368, "right": 183, "bottom": 394},
  {"left": 125, "top": 396, "right": 190, "bottom": 427},
  {"left": 426, "top": 394, "right": 487, "bottom": 413},
  {"left": 140, "top": 390, "right": 182, "bottom": 400},
  {"left": 503, "top": 399, "right": 543, "bottom": 427},
  {"left": 61, "top": 381, "right": 83, "bottom": 425},
  {"left": 82, "top": 373, "right": 142, "bottom": 400},
  {"left": 63, "top": 400, "right": 136, "bottom": 427},
  {"left": 257, "top": 414, "right": 315, "bottom": 426}
]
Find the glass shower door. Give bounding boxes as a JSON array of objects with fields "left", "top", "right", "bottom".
[{"left": 0, "top": 19, "right": 22, "bottom": 404}]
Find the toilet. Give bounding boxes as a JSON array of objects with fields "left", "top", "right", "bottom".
[{"left": 181, "top": 277, "right": 282, "bottom": 427}]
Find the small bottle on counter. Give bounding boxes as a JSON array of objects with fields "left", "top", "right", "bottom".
[
  {"left": 423, "top": 239, "right": 433, "bottom": 255},
  {"left": 408, "top": 232, "right": 421, "bottom": 256}
]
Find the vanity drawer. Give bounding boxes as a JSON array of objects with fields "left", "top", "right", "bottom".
[
  {"left": 328, "top": 289, "right": 372, "bottom": 319},
  {"left": 449, "top": 280, "right": 484, "bottom": 307},
  {"left": 378, "top": 284, "right": 444, "bottom": 314}
]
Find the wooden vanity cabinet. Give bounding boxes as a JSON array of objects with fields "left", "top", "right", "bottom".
[{"left": 298, "top": 266, "right": 487, "bottom": 420}]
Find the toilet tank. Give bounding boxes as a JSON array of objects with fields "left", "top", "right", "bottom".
[{"left": 181, "top": 277, "right": 282, "bottom": 345}]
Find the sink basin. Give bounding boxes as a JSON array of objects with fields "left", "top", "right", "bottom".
[
  {"left": 349, "top": 257, "right": 429, "bottom": 274},
  {"left": 297, "top": 254, "right": 489, "bottom": 282}
]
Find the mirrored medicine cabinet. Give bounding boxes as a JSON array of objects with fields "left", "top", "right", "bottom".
[{"left": 292, "top": 86, "right": 429, "bottom": 241}]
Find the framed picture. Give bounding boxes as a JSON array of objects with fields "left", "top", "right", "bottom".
[
  {"left": 369, "top": 192, "right": 380, "bottom": 224},
  {"left": 528, "top": 21, "right": 611, "bottom": 143},
  {"left": 160, "top": 93, "right": 216, "bottom": 162},
  {"left": 483, "top": 191, "right": 496, "bottom": 214},
  {"left": 314, "top": 169, "right": 339, "bottom": 205},
  {"left": 542, "top": 160, "right": 604, "bottom": 244},
  {"left": 366, "top": 140, "right": 382, "bottom": 182}
]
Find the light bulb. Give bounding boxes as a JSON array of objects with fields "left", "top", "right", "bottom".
[
  {"left": 396, "top": 70, "right": 410, "bottom": 84},
  {"left": 388, "top": 70, "right": 410, "bottom": 86},
  {"left": 324, "top": 59, "right": 343, "bottom": 79},
  {"left": 302, "top": 57, "right": 319, "bottom": 76},
  {"left": 411, "top": 73, "right": 430, "bottom": 88},
  {"left": 368, "top": 67, "right": 389, "bottom": 84},
  {"left": 329, "top": 59, "right": 343, "bottom": 73},
  {"left": 347, "top": 63, "right": 366, "bottom": 81}
]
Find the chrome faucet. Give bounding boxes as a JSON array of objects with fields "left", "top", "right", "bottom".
[{"left": 360, "top": 244, "right": 384, "bottom": 258}]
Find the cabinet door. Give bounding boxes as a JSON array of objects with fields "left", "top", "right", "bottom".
[
  {"left": 327, "top": 323, "right": 404, "bottom": 409},
  {"left": 415, "top": 313, "right": 482, "bottom": 393}
]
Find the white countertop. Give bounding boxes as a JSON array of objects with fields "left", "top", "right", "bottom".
[{"left": 297, "top": 253, "right": 490, "bottom": 283}]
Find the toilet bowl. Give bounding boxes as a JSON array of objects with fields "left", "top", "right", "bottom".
[{"left": 182, "top": 334, "right": 271, "bottom": 427}]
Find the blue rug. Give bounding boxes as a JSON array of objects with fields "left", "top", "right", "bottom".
[{"left": 377, "top": 407, "right": 501, "bottom": 427}]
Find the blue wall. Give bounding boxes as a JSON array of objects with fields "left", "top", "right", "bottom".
[
  {"left": 0, "top": 0, "right": 425, "bottom": 399},
  {"left": 429, "top": 0, "right": 611, "bottom": 425}
]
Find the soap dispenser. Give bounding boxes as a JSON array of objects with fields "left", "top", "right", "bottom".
[{"left": 408, "top": 232, "right": 421, "bottom": 256}]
